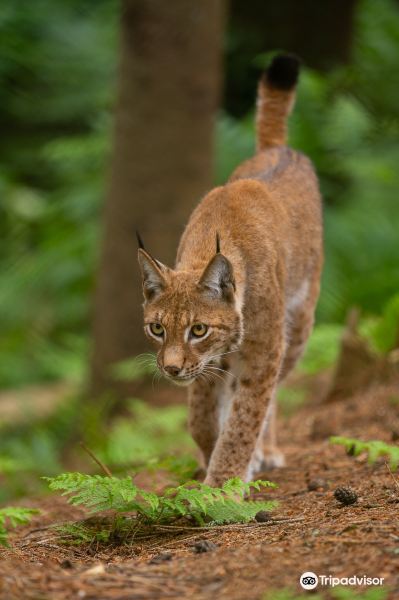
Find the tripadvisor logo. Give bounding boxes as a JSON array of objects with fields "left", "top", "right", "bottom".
[
  {"left": 300, "top": 572, "right": 384, "bottom": 590},
  {"left": 300, "top": 572, "right": 318, "bottom": 590}
]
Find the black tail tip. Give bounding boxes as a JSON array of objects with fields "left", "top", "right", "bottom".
[{"left": 266, "top": 54, "right": 301, "bottom": 90}]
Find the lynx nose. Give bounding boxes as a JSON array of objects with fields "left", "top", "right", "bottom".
[{"left": 164, "top": 365, "right": 181, "bottom": 377}]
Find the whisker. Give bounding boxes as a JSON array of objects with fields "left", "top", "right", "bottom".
[
  {"left": 207, "top": 350, "right": 240, "bottom": 366},
  {"left": 206, "top": 365, "right": 237, "bottom": 379},
  {"left": 209, "top": 349, "right": 240, "bottom": 360},
  {"left": 198, "top": 372, "right": 211, "bottom": 385},
  {"left": 151, "top": 369, "right": 162, "bottom": 392},
  {"left": 202, "top": 368, "right": 225, "bottom": 384},
  {"left": 134, "top": 353, "right": 157, "bottom": 361}
]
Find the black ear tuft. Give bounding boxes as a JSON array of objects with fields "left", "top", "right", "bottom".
[
  {"left": 136, "top": 230, "right": 145, "bottom": 250},
  {"left": 266, "top": 54, "right": 301, "bottom": 90},
  {"left": 216, "top": 232, "right": 221, "bottom": 254},
  {"left": 137, "top": 249, "right": 168, "bottom": 302}
]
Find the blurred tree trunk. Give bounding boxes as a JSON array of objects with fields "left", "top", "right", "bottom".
[
  {"left": 326, "top": 309, "right": 399, "bottom": 402},
  {"left": 90, "top": 0, "right": 225, "bottom": 400}
]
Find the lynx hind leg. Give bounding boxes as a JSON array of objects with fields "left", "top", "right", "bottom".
[
  {"left": 261, "top": 393, "right": 286, "bottom": 468},
  {"left": 250, "top": 392, "right": 285, "bottom": 478}
]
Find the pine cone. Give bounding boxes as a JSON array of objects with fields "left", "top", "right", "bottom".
[
  {"left": 255, "top": 510, "right": 273, "bottom": 522},
  {"left": 334, "top": 486, "right": 358, "bottom": 505},
  {"left": 192, "top": 540, "right": 218, "bottom": 553}
]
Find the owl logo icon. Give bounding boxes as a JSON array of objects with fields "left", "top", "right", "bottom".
[{"left": 300, "top": 572, "right": 319, "bottom": 590}]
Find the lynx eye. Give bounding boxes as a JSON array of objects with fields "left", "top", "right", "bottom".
[
  {"left": 191, "top": 323, "right": 208, "bottom": 338},
  {"left": 149, "top": 323, "right": 164, "bottom": 337}
]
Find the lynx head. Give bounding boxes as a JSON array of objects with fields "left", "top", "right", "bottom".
[{"left": 137, "top": 235, "right": 243, "bottom": 386}]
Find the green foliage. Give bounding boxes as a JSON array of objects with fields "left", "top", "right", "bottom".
[
  {"left": 214, "top": 113, "right": 254, "bottom": 185},
  {"left": 0, "top": 0, "right": 117, "bottom": 388},
  {"left": 359, "top": 293, "right": 399, "bottom": 354},
  {"left": 109, "top": 354, "right": 157, "bottom": 381},
  {"left": 100, "top": 400, "right": 194, "bottom": 467},
  {"left": 331, "top": 436, "right": 399, "bottom": 470},
  {"left": 264, "top": 588, "right": 387, "bottom": 600},
  {"left": 0, "top": 395, "right": 195, "bottom": 502},
  {"left": 0, "top": 506, "right": 39, "bottom": 547},
  {"left": 217, "top": 0, "right": 399, "bottom": 325},
  {"left": 263, "top": 591, "right": 323, "bottom": 600},
  {"left": 46, "top": 472, "right": 277, "bottom": 527},
  {"left": 331, "top": 589, "right": 387, "bottom": 600},
  {"left": 277, "top": 387, "right": 307, "bottom": 417},
  {"left": 0, "top": 391, "right": 111, "bottom": 502},
  {"left": 297, "top": 323, "right": 343, "bottom": 375},
  {"left": 294, "top": 296, "right": 398, "bottom": 379},
  {"left": 1, "top": 0, "right": 399, "bottom": 389},
  {"left": 146, "top": 455, "right": 199, "bottom": 484},
  {"left": 56, "top": 520, "right": 114, "bottom": 545}
]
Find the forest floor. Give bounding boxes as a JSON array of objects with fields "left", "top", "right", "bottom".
[{"left": 1, "top": 380, "right": 399, "bottom": 600}]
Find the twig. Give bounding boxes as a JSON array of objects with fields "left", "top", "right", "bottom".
[
  {"left": 80, "top": 442, "right": 113, "bottom": 477},
  {"left": 385, "top": 461, "right": 399, "bottom": 491},
  {"left": 21, "top": 521, "right": 74, "bottom": 539},
  {"left": 152, "top": 516, "right": 305, "bottom": 532}
]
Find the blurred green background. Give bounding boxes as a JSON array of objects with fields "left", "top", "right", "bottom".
[
  {"left": 0, "top": 0, "right": 399, "bottom": 501},
  {"left": 1, "top": 0, "right": 399, "bottom": 390}
]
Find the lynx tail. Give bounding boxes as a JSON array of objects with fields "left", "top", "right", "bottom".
[{"left": 256, "top": 54, "right": 300, "bottom": 151}]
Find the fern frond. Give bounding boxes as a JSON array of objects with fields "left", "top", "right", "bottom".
[
  {"left": 44, "top": 473, "right": 138, "bottom": 512},
  {"left": 207, "top": 499, "right": 277, "bottom": 525},
  {"left": 45, "top": 472, "right": 277, "bottom": 528},
  {"left": 0, "top": 507, "right": 39, "bottom": 547},
  {"left": 331, "top": 436, "right": 399, "bottom": 470},
  {"left": 222, "top": 477, "right": 276, "bottom": 498}
]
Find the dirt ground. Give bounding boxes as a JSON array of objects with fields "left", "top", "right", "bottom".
[{"left": 1, "top": 381, "right": 399, "bottom": 600}]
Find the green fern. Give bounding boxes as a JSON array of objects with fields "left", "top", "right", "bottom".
[
  {"left": 206, "top": 499, "right": 274, "bottom": 525},
  {"left": 56, "top": 521, "right": 114, "bottom": 545},
  {"left": 331, "top": 436, "right": 399, "bottom": 470},
  {"left": 0, "top": 507, "right": 39, "bottom": 547},
  {"left": 45, "top": 473, "right": 277, "bottom": 527}
]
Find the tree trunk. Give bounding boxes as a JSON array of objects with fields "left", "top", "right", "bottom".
[{"left": 90, "top": 0, "right": 225, "bottom": 400}]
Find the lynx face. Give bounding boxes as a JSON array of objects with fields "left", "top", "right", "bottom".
[{"left": 138, "top": 249, "right": 243, "bottom": 385}]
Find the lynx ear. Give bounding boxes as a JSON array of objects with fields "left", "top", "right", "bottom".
[
  {"left": 138, "top": 248, "right": 169, "bottom": 302},
  {"left": 198, "top": 253, "right": 235, "bottom": 302}
]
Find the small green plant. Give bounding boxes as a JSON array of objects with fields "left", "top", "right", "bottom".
[
  {"left": 46, "top": 472, "right": 277, "bottom": 528},
  {"left": 263, "top": 591, "right": 323, "bottom": 600},
  {"left": 331, "top": 436, "right": 399, "bottom": 470},
  {"left": 331, "top": 587, "right": 387, "bottom": 600},
  {"left": 0, "top": 506, "right": 39, "bottom": 547},
  {"left": 263, "top": 586, "right": 387, "bottom": 600}
]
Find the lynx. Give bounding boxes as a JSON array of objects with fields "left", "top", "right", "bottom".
[{"left": 138, "top": 55, "right": 323, "bottom": 487}]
